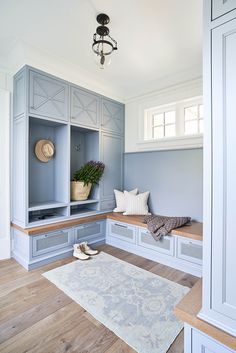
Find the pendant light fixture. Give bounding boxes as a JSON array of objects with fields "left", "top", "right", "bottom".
[{"left": 92, "top": 13, "right": 117, "bottom": 69}]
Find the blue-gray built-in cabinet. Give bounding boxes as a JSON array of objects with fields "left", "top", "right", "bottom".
[{"left": 12, "top": 65, "right": 124, "bottom": 229}]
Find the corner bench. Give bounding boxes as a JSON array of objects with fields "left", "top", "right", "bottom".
[
  {"left": 11, "top": 213, "right": 203, "bottom": 275},
  {"left": 174, "top": 280, "right": 236, "bottom": 352}
]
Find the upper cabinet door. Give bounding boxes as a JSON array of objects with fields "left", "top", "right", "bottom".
[
  {"left": 29, "top": 70, "right": 69, "bottom": 121},
  {"left": 70, "top": 86, "right": 100, "bottom": 129},
  {"left": 100, "top": 132, "right": 123, "bottom": 201},
  {"left": 211, "top": 18, "right": 236, "bottom": 330},
  {"left": 102, "top": 98, "right": 124, "bottom": 135},
  {"left": 212, "top": 0, "right": 236, "bottom": 20}
]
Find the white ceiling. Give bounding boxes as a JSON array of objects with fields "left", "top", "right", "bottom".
[{"left": 0, "top": 0, "right": 202, "bottom": 99}]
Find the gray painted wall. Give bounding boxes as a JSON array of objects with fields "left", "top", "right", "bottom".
[{"left": 124, "top": 149, "right": 203, "bottom": 221}]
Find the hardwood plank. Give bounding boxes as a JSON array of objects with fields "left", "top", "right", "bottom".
[
  {"left": 34, "top": 256, "right": 76, "bottom": 273},
  {"left": 167, "top": 330, "right": 184, "bottom": 353},
  {"left": 105, "top": 339, "right": 135, "bottom": 353},
  {"left": 26, "top": 313, "right": 96, "bottom": 353},
  {"left": 0, "top": 259, "right": 22, "bottom": 273},
  {"left": 0, "top": 291, "right": 72, "bottom": 343},
  {"left": 0, "top": 302, "right": 84, "bottom": 353},
  {"left": 70, "top": 324, "right": 117, "bottom": 353},
  {"left": 0, "top": 244, "right": 200, "bottom": 353},
  {"left": 97, "top": 244, "right": 156, "bottom": 271},
  {"left": 174, "top": 279, "right": 236, "bottom": 350},
  {"left": 150, "top": 264, "right": 198, "bottom": 288},
  {"left": 0, "top": 266, "right": 31, "bottom": 285},
  {"left": 120, "top": 253, "right": 157, "bottom": 271},
  {"left": 0, "top": 272, "right": 44, "bottom": 298},
  {"left": 0, "top": 279, "right": 55, "bottom": 321},
  {"left": 83, "top": 311, "right": 102, "bottom": 327}
]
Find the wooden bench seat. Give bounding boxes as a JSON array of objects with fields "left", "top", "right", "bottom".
[{"left": 12, "top": 212, "right": 203, "bottom": 241}]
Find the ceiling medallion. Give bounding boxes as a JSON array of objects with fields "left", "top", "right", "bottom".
[{"left": 92, "top": 13, "right": 117, "bottom": 69}]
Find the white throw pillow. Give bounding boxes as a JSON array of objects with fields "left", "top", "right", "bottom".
[
  {"left": 123, "top": 191, "right": 150, "bottom": 215},
  {"left": 113, "top": 188, "right": 138, "bottom": 212}
]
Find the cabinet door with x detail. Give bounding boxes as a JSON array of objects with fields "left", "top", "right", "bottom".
[
  {"left": 29, "top": 70, "right": 69, "bottom": 121},
  {"left": 70, "top": 86, "right": 100, "bottom": 129},
  {"left": 102, "top": 98, "right": 124, "bottom": 135}
]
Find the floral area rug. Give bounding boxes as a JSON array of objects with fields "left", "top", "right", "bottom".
[{"left": 43, "top": 252, "right": 189, "bottom": 353}]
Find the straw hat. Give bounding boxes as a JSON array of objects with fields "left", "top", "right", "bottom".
[{"left": 35, "top": 139, "right": 55, "bottom": 163}]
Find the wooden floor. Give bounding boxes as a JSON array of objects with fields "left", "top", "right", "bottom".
[{"left": 0, "top": 244, "right": 198, "bottom": 353}]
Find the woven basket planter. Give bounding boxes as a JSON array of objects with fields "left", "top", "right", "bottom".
[{"left": 70, "top": 181, "right": 92, "bottom": 201}]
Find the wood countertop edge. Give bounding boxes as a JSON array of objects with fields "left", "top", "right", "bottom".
[
  {"left": 11, "top": 213, "right": 203, "bottom": 240},
  {"left": 12, "top": 213, "right": 108, "bottom": 235},
  {"left": 174, "top": 280, "right": 236, "bottom": 350}
]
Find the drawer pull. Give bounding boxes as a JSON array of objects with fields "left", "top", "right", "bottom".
[
  {"left": 44, "top": 230, "right": 66, "bottom": 238},
  {"left": 114, "top": 223, "right": 128, "bottom": 229}
]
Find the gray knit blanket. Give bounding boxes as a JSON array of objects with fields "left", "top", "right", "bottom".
[{"left": 144, "top": 214, "right": 191, "bottom": 241}]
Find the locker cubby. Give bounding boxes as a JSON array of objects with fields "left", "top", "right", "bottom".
[
  {"left": 28, "top": 117, "right": 69, "bottom": 209},
  {"left": 70, "top": 125, "right": 99, "bottom": 202}
]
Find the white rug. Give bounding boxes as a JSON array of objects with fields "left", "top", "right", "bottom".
[{"left": 43, "top": 252, "right": 189, "bottom": 353}]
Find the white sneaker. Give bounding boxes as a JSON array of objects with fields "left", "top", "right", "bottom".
[
  {"left": 73, "top": 244, "right": 90, "bottom": 260},
  {"left": 80, "top": 242, "right": 99, "bottom": 256}
]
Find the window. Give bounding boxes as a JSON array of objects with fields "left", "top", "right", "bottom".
[
  {"left": 144, "top": 97, "right": 203, "bottom": 142},
  {"left": 184, "top": 104, "right": 203, "bottom": 135},
  {"left": 152, "top": 111, "right": 176, "bottom": 139}
]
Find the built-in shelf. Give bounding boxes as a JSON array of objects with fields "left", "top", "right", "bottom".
[
  {"left": 70, "top": 208, "right": 98, "bottom": 217},
  {"left": 70, "top": 199, "right": 99, "bottom": 206},
  {"left": 28, "top": 201, "right": 68, "bottom": 211},
  {"left": 70, "top": 202, "right": 98, "bottom": 216},
  {"left": 29, "top": 206, "right": 68, "bottom": 224}
]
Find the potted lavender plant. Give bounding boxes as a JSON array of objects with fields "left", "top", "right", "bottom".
[{"left": 71, "top": 160, "right": 105, "bottom": 201}]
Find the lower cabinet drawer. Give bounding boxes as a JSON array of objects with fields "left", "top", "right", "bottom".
[
  {"left": 177, "top": 236, "right": 202, "bottom": 265},
  {"left": 74, "top": 221, "right": 105, "bottom": 244},
  {"left": 138, "top": 228, "right": 175, "bottom": 256},
  {"left": 108, "top": 221, "right": 136, "bottom": 244},
  {"left": 32, "top": 228, "right": 73, "bottom": 258},
  {"left": 192, "top": 327, "right": 233, "bottom": 353}
]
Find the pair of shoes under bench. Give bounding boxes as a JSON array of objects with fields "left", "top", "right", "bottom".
[{"left": 73, "top": 242, "right": 98, "bottom": 260}]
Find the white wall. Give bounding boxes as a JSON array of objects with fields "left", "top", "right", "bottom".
[
  {"left": 0, "top": 70, "right": 12, "bottom": 259},
  {"left": 125, "top": 78, "right": 202, "bottom": 153}
]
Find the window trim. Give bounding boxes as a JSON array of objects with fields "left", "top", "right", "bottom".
[
  {"left": 140, "top": 96, "right": 203, "bottom": 151},
  {"left": 184, "top": 103, "right": 203, "bottom": 135}
]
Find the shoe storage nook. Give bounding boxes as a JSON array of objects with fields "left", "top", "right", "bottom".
[{"left": 12, "top": 65, "right": 124, "bottom": 269}]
